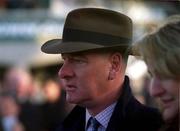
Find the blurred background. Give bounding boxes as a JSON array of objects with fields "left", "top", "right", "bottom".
[{"left": 0, "top": 0, "right": 179, "bottom": 131}]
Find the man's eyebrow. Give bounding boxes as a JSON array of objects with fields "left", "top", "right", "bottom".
[
  {"left": 61, "top": 53, "right": 87, "bottom": 59},
  {"left": 147, "top": 69, "right": 152, "bottom": 74}
]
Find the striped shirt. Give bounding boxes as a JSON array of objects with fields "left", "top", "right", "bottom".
[{"left": 86, "top": 102, "right": 117, "bottom": 131}]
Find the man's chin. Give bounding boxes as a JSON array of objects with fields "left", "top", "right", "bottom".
[
  {"left": 162, "top": 109, "right": 178, "bottom": 123},
  {"left": 66, "top": 96, "right": 79, "bottom": 104},
  {"left": 66, "top": 95, "right": 74, "bottom": 102}
]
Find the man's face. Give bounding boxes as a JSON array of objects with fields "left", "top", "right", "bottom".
[{"left": 58, "top": 51, "right": 112, "bottom": 107}]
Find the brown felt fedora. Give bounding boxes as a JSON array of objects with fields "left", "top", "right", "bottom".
[{"left": 41, "top": 8, "right": 132, "bottom": 54}]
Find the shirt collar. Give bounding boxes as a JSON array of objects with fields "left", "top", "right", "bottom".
[{"left": 86, "top": 102, "right": 117, "bottom": 129}]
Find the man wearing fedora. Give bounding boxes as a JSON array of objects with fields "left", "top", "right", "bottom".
[{"left": 41, "top": 8, "right": 163, "bottom": 131}]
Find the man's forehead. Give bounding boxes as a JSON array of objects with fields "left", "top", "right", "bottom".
[
  {"left": 61, "top": 52, "right": 88, "bottom": 57},
  {"left": 61, "top": 49, "right": 115, "bottom": 57}
]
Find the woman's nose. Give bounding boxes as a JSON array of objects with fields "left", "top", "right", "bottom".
[{"left": 149, "top": 78, "right": 165, "bottom": 97}]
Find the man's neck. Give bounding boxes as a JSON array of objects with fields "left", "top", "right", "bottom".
[{"left": 87, "top": 86, "right": 122, "bottom": 116}]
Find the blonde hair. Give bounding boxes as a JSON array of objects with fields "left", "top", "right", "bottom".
[{"left": 133, "top": 15, "right": 180, "bottom": 78}]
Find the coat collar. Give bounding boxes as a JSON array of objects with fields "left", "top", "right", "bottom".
[{"left": 105, "top": 75, "right": 133, "bottom": 131}]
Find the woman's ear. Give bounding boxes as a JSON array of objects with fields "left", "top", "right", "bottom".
[{"left": 108, "top": 53, "right": 123, "bottom": 80}]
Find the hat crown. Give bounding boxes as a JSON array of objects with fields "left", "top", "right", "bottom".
[{"left": 64, "top": 8, "right": 132, "bottom": 39}]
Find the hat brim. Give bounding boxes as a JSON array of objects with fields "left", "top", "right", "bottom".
[{"left": 41, "top": 39, "right": 131, "bottom": 54}]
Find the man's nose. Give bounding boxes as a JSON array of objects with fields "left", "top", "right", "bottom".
[
  {"left": 58, "top": 62, "right": 74, "bottom": 79},
  {"left": 149, "top": 78, "right": 165, "bottom": 97}
]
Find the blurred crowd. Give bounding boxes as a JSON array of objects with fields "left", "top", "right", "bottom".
[{"left": 0, "top": 67, "right": 74, "bottom": 131}]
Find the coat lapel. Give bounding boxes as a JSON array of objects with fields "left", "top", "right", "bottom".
[{"left": 106, "top": 76, "right": 133, "bottom": 131}]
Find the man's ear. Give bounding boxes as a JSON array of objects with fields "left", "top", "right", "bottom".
[
  {"left": 108, "top": 69, "right": 116, "bottom": 80},
  {"left": 108, "top": 53, "right": 122, "bottom": 80}
]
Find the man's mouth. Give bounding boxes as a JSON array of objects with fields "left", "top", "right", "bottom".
[
  {"left": 161, "top": 98, "right": 174, "bottom": 108},
  {"left": 65, "top": 85, "right": 77, "bottom": 92}
]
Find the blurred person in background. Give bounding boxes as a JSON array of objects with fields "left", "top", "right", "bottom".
[
  {"left": 0, "top": 92, "right": 24, "bottom": 131},
  {"left": 41, "top": 8, "right": 163, "bottom": 131},
  {"left": 3, "top": 68, "right": 34, "bottom": 101},
  {"left": 41, "top": 78, "right": 71, "bottom": 131},
  {"left": 3, "top": 68, "right": 43, "bottom": 131},
  {"left": 132, "top": 15, "right": 180, "bottom": 131}
]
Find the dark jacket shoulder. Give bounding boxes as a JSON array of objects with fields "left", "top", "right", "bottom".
[
  {"left": 106, "top": 76, "right": 163, "bottom": 131},
  {"left": 111, "top": 96, "right": 163, "bottom": 131}
]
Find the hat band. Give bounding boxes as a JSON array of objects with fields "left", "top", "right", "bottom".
[{"left": 63, "top": 28, "right": 131, "bottom": 46}]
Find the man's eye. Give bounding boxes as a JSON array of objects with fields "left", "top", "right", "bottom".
[
  {"left": 74, "top": 58, "right": 85, "bottom": 63},
  {"left": 147, "top": 70, "right": 153, "bottom": 78}
]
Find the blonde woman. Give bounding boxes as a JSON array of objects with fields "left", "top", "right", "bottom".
[{"left": 132, "top": 15, "right": 180, "bottom": 131}]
